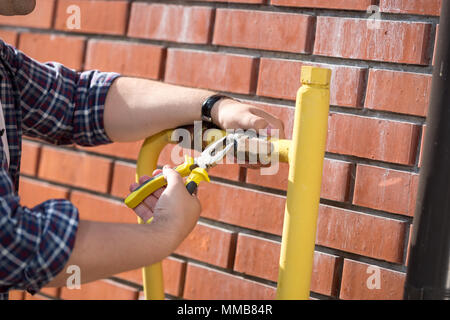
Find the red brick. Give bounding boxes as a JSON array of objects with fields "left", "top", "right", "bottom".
[
  {"left": 165, "top": 49, "right": 258, "bottom": 94},
  {"left": 21, "top": 140, "right": 40, "bottom": 176},
  {"left": 80, "top": 141, "right": 143, "bottom": 161},
  {"left": 39, "top": 287, "right": 60, "bottom": 297},
  {"left": 60, "top": 279, "right": 139, "bottom": 300},
  {"left": 115, "top": 257, "right": 186, "bottom": 297},
  {"left": 175, "top": 222, "right": 236, "bottom": 268},
  {"left": 19, "top": 178, "right": 69, "bottom": 208},
  {"left": 25, "top": 293, "right": 51, "bottom": 300},
  {"left": 326, "top": 113, "right": 421, "bottom": 165},
  {"left": 365, "top": 69, "right": 432, "bottom": 117},
  {"left": 256, "top": 58, "right": 367, "bottom": 108},
  {"left": 0, "top": 0, "right": 55, "bottom": 28},
  {"left": 380, "top": 0, "right": 442, "bottom": 16},
  {"left": 199, "top": 0, "right": 265, "bottom": 3},
  {"left": 25, "top": 287, "right": 60, "bottom": 300},
  {"left": 8, "top": 290, "right": 24, "bottom": 300},
  {"left": 184, "top": 263, "right": 276, "bottom": 299},
  {"left": 18, "top": 33, "right": 85, "bottom": 70},
  {"left": 213, "top": 9, "right": 315, "bottom": 53},
  {"left": 320, "top": 159, "right": 353, "bottom": 202},
  {"left": 317, "top": 205, "right": 407, "bottom": 263},
  {"left": 162, "top": 257, "right": 186, "bottom": 297},
  {"left": 340, "top": 260, "right": 405, "bottom": 300},
  {"left": 272, "top": 0, "right": 376, "bottom": 10},
  {"left": 256, "top": 58, "right": 301, "bottom": 101},
  {"left": 111, "top": 161, "right": 136, "bottom": 199},
  {"left": 233, "top": 234, "right": 340, "bottom": 296},
  {"left": 234, "top": 234, "right": 280, "bottom": 282},
  {"left": 198, "top": 182, "right": 286, "bottom": 235},
  {"left": 246, "top": 162, "right": 289, "bottom": 190},
  {"left": 314, "top": 17, "right": 432, "bottom": 65},
  {"left": 70, "top": 191, "right": 136, "bottom": 224},
  {"left": 128, "top": 3, "right": 214, "bottom": 44},
  {"left": 85, "top": 40, "right": 165, "bottom": 79},
  {"left": 311, "top": 252, "right": 341, "bottom": 297},
  {"left": 353, "top": 165, "right": 419, "bottom": 216},
  {"left": 207, "top": 163, "right": 242, "bottom": 181},
  {"left": 114, "top": 269, "right": 142, "bottom": 286},
  {"left": 247, "top": 158, "right": 351, "bottom": 202},
  {"left": 38, "top": 147, "right": 112, "bottom": 193},
  {"left": 54, "top": 0, "right": 128, "bottom": 35},
  {"left": 0, "top": 30, "right": 18, "bottom": 46}
]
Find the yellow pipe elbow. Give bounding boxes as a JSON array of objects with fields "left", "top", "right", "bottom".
[{"left": 135, "top": 129, "right": 174, "bottom": 300}]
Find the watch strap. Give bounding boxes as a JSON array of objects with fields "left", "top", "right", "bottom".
[{"left": 201, "top": 94, "right": 231, "bottom": 123}]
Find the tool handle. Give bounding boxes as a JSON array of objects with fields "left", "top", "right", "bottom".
[
  {"left": 125, "top": 155, "right": 195, "bottom": 209},
  {"left": 185, "top": 168, "right": 210, "bottom": 195}
]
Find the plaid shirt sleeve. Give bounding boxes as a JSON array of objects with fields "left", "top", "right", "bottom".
[
  {"left": 0, "top": 157, "right": 79, "bottom": 295},
  {"left": 0, "top": 42, "right": 121, "bottom": 298},
  {"left": 2, "top": 41, "right": 120, "bottom": 146}
]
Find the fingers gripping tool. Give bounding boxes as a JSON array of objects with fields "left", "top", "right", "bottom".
[{"left": 124, "top": 134, "right": 237, "bottom": 209}]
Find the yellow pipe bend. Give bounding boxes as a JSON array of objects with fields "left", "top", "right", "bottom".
[
  {"left": 135, "top": 129, "right": 174, "bottom": 300},
  {"left": 135, "top": 127, "right": 229, "bottom": 299},
  {"left": 135, "top": 127, "right": 291, "bottom": 300}
]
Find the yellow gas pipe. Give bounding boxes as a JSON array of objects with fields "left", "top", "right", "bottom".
[
  {"left": 276, "top": 66, "right": 331, "bottom": 299},
  {"left": 135, "top": 130, "right": 174, "bottom": 300},
  {"left": 135, "top": 127, "right": 227, "bottom": 299},
  {"left": 134, "top": 66, "right": 330, "bottom": 300}
]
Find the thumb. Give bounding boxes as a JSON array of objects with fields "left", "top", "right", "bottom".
[
  {"left": 162, "top": 166, "right": 184, "bottom": 189},
  {"left": 243, "top": 114, "right": 269, "bottom": 131}
]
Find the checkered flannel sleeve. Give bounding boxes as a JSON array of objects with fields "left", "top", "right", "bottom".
[
  {"left": 0, "top": 41, "right": 121, "bottom": 298},
  {"left": 2, "top": 40, "right": 120, "bottom": 146},
  {"left": 0, "top": 157, "right": 79, "bottom": 295}
]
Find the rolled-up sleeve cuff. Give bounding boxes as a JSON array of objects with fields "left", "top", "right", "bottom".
[
  {"left": 73, "top": 71, "right": 121, "bottom": 146},
  {"left": 22, "top": 199, "right": 79, "bottom": 295}
]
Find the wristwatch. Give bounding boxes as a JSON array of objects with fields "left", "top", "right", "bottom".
[{"left": 201, "top": 94, "right": 232, "bottom": 123}]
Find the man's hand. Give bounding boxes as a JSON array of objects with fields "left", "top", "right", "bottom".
[
  {"left": 210, "top": 98, "right": 285, "bottom": 169},
  {"left": 211, "top": 98, "right": 286, "bottom": 139},
  {"left": 129, "top": 167, "right": 201, "bottom": 248}
]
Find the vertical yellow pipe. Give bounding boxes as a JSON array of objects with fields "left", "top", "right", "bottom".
[
  {"left": 276, "top": 66, "right": 331, "bottom": 300},
  {"left": 136, "top": 130, "right": 174, "bottom": 300},
  {"left": 135, "top": 128, "right": 226, "bottom": 299}
]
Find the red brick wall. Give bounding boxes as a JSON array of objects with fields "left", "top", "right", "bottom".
[{"left": 2, "top": 0, "right": 439, "bottom": 300}]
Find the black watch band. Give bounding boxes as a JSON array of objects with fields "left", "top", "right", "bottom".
[{"left": 201, "top": 94, "right": 231, "bottom": 123}]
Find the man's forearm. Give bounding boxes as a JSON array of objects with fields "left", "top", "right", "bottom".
[
  {"left": 46, "top": 220, "right": 178, "bottom": 287},
  {"left": 103, "top": 77, "right": 215, "bottom": 142}
]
